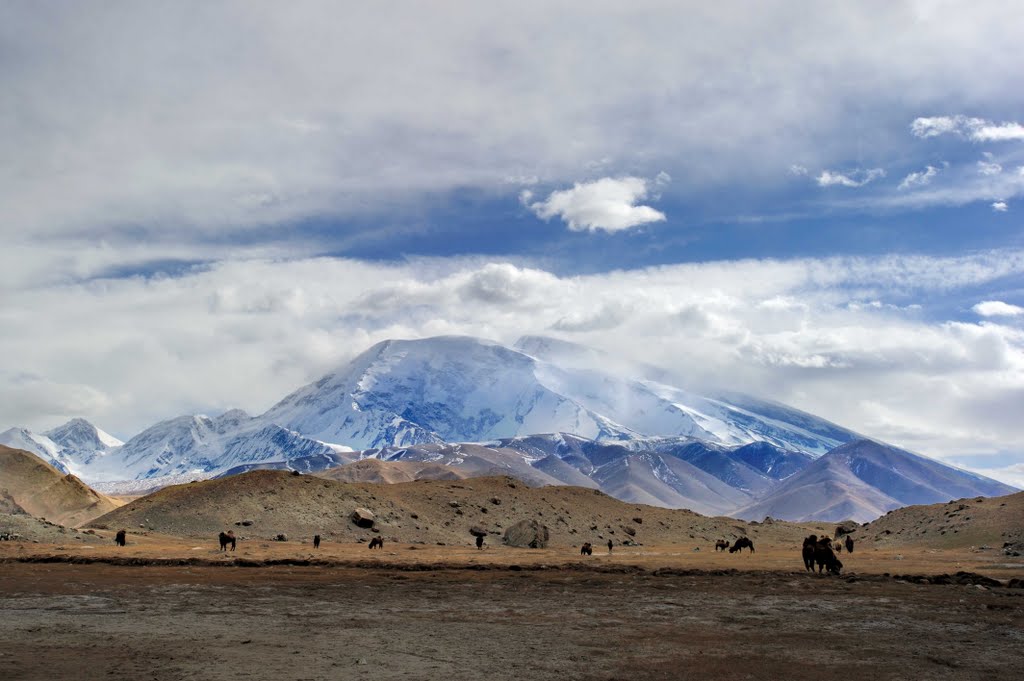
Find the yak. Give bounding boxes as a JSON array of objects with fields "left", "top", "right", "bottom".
[
  {"left": 580, "top": 542, "right": 593, "bottom": 556},
  {"left": 368, "top": 536, "right": 384, "bottom": 550},
  {"left": 114, "top": 529, "right": 127, "bottom": 547},
  {"left": 313, "top": 534, "right": 321, "bottom": 549},
  {"left": 845, "top": 535, "right": 854, "bottom": 553},
  {"left": 729, "top": 537, "right": 754, "bottom": 553}
]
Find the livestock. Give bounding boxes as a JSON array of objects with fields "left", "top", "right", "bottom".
[
  {"left": 476, "top": 534, "right": 484, "bottom": 550},
  {"left": 313, "top": 534, "right": 321, "bottom": 549},
  {"left": 729, "top": 537, "right": 754, "bottom": 553},
  {"left": 114, "top": 529, "right": 127, "bottom": 547},
  {"left": 834, "top": 542, "right": 843, "bottom": 553},
  {"left": 218, "top": 531, "right": 236, "bottom": 551},
  {"left": 580, "top": 542, "right": 593, "bottom": 556},
  {"left": 804, "top": 535, "right": 842, "bottom": 574},
  {"left": 715, "top": 539, "right": 731, "bottom": 552},
  {"left": 845, "top": 535, "right": 854, "bottom": 553},
  {"left": 802, "top": 535, "right": 817, "bottom": 571},
  {"left": 368, "top": 536, "right": 384, "bottom": 550}
]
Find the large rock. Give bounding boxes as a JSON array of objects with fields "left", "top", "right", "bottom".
[
  {"left": 351, "top": 508, "right": 375, "bottom": 528},
  {"left": 503, "top": 519, "right": 549, "bottom": 548},
  {"left": 469, "top": 526, "right": 488, "bottom": 538}
]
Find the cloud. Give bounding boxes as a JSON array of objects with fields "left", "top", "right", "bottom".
[
  {"left": 911, "top": 115, "right": 1024, "bottom": 142},
  {"left": 2, "top": 3, "right": 1023, "bottom": 242},
  {"left": 816, "top": 168, "right": 886, "bottom": 188},
  {"left": 977, "top": 153, "right": 1003, "bottom": 176},
  {"left": 973, "top": 300, "right": 1024, "bottom": 317},
  {"left": 992, "top": 201, "right": 1009, "bottom": 212},
  {"left": 524, "top": 177, "right": 667, "bottom": 233},
  {"left": 898, "top": 165, "right": 939, "bottom": 190},
  {"left": 4, "top": 250, "right": 1024, "bottom": 472}
]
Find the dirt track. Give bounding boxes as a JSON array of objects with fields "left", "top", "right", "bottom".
[{"left": 2, "top": 560, "right": 1022, "bottom": 681}]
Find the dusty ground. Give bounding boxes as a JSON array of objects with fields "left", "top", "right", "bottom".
[{"left": 2, "top": 536, "right": 1023, "bottom": 681}]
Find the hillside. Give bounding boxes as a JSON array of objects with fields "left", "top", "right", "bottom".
[
  {"left": 860, "top": 491, "right": 1024, "bottom": 551},
  {"left": 0, "top": 445, "right": 122, "bottom": 527},
  {"left": 315, "top": 458, "right": 466, "bottom": 484},
  {"left": 734, "top": 439, "right": 1017, "bottom": 523},
  {"left": 87, "top": 469, "right": 818, "bottom": 548}
]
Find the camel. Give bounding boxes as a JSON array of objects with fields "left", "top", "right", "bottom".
[
  {"left": 729, "top": 537, "right": 754, "bottom": 553},
  {"left": 580, "top": 542, "right": 593, "bottom": 556},
  {"left": 715, "top": 539, "right": 731, "bottom": 552},
  {"left": 803, "top": 535, "right": 841, "bottom": 574},
  {"left": 114, "top": 529, "right": 127, "bottom": 547},
  {"left": 218, "top": 531, "right": 236, "bottom": 551}
]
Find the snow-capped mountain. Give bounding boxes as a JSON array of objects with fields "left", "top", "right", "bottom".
[
  {"left": 0, "top": 418, "right": 122, "bottom": 477},
  {"left": 4, "top": 334, "right": 1017, "bottom": 521},
  {"left": 733, "top": 439, "right": 1018, "bottom": 523},
  {"left": 262, "top": 335, "right": 859, "bottom": 454}
]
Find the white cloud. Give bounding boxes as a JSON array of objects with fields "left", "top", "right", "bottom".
[
  {"left": 816, "top": 168, "right": 886, "bottom": 188},
  {"left": 897, "top": 165, "right": 939, "bottom": 190},
  {"left": 973, "top": 300, "right": 1024, "bottom": 317},
  {"left": 4, "top": 250, "right": 1024, "bottom": 472},
  {"left": 911, "top": 115, "right": 1024, "bottom": 142},
  {"left": 992, "top": 201, "right": 1009, "bottom": 212},
  {"left": 524, "top": 177, "right": 667, "bottom": 233}
]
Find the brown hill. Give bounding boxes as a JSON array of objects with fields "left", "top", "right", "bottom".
[
  {"left": 88, "top": 469, "right": 825, "bottom": 548},
  {"left": 315, "top": 458, "right": 466, "bottom": 484},
  {"left": 860, "top": 491, "right": 1024, "bottom": 552},
  {"left": 0, "top": 445, "right": 122, "bottom": 527}
]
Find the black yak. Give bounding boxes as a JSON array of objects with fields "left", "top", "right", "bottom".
[
  {"left": 845, "top": 535, "right": 854, "bottom": 553},
  {"left": 580, "top": 542, "right": 593, "bottom": 556},
  {"left": 114, "top": 529, "right": 127, "bottom": 547}
]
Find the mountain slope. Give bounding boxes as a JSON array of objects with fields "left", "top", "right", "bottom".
[
  {"left": 734, "top": 439, "right": 1019, "bottom": 523},
  {"left": 0, "top": 445, "right": 121, "bottom": 526}
]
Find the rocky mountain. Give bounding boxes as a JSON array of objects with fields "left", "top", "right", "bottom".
[{"left": 733, "top": 439, "right": 1019, "bottom": 523}]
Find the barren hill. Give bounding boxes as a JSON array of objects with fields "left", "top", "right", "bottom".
[
  {"left": 87, "top": 469, "right": 820, "bottom": 548},
  {"left": 859, "top": 491, "right": 1024, "bottom": 552},
  {"left": 0, "top": 445, "right": 121, "bottom": 527},
  {"left": 315, "top": 458, "right": 466, "bottom": 484}
]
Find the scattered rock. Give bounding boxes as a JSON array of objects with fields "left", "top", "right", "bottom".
[
  {"left": 351, "top": 508, "right": 375, "bottom": 528},
  {"left": 503, "top": 519, "right": 549, "bottom": 549},
  {"left": 235, "top": 519, "right": 254, "bottom": 527}
]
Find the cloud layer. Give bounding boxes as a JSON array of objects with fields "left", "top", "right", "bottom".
[{"left": 3, "top": 251, "right": 1024, "bottom": 485}]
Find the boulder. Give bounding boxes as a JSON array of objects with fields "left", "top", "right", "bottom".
[
  {"left": 351, "top": 508, "right": 375, "bottom": 528},
  {"left": 834, "top": 521, "right": 859, "bottom": 538},
  {"left": 469, "top": 526, "right": 488, "bottom": 538},
  {"left": 503, "top": 519, "right": 549, "bottom": 548}
]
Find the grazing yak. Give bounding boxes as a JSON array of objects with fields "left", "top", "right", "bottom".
[
  {"left": 715, "top": 539, "right": 731, "bottom": 552},
  {"left": 580, "top": 542, "right": 593, "bottom": 556},
  {"left": 729, "top": 537, "right": 754, "bottom": 553},
  {"left": 368, "top": 536, "right": 384, "bottom": 550},
  {"left": 218, "top": 531, "right": 236, "bottom": 551},
  {"left": 803, "top": 535, "right": 842, "bottom": 574},
  {"left": 114, "top": 529, "right": 127, "bottom": 547}
]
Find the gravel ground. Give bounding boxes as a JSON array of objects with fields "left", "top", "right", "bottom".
[{"left": 1, "top": 562, "right": 1021, "bottom": 681}]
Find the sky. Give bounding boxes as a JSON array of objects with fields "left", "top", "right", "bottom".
[{"left": 2, "top": 1, "right": 1023, "bottom": 486}]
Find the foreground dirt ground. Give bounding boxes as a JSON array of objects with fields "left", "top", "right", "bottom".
[
  {"left": 1, "top": 560, "right": 1021, "bottom": 681},
  {"left": 2, "top": 535, "right": 1023, "bottom": 681}
]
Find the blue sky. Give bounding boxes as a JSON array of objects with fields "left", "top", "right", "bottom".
[{"left": 1, "top": 2, "right": 1023, "bottom": 485}]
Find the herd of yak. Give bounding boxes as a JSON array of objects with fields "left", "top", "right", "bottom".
[{"left": 107, "top": 527, "right": 854, "bottom": 574}]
